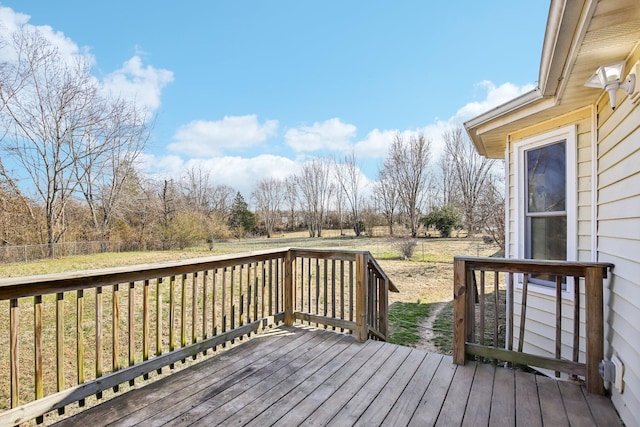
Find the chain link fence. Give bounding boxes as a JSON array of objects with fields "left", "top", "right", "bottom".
[{"left": 0, "top": 241, "right": 168, "bottom": 264}]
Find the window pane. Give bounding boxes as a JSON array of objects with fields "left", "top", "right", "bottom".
[
  {"left": 528, "top": 216, "right": 566, "bottom": 260},
  {"left": 526, "top": 142, "right": 566, "bottom": 213}
]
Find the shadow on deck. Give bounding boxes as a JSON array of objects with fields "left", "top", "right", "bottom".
[{"left": 54, "top": 325, "right": 621, "bottom": 426}]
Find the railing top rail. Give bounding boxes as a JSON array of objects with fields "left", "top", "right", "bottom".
[
  {"left": 454, "top": 256, "right": 613, "bottom": 278},
  {"left": 367, "top": 255, "right": 399, "bottom": 293},
  {"left": 0, "top": 247, "right": 399, "bottom": 300},
  {"left": 0, "top": 247, "right": 292, "bottom": 299}
]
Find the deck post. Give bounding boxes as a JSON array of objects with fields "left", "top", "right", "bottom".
[
  {"left": 453, "top": 257, "right": 467, "bottom": 365},
  {"left": 355, "top": 253, "right": 368, "bottom": 342},
  {"left": 585, "top": 266, "right": 605, "bottom": 395},
  {"left": 284, "top": 250, "right": 295, "bottom": 326}
]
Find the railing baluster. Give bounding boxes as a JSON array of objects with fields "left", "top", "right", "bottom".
[
  {"left": 222, "top": 267, "right": 227, "bottom": 333},
  {"left": 517, "top": 274, "right": 529, "bottom": 353},
  {"left": 128, "top": 282, "right": 135, "bottom": 384},
  {"left": 192, "top": 273, "right": 198, "bottom": 351},
  {"left": 113, "top": 284, "right": 120, "bottom": 391},
  {"left": 254, "top": 267, "right": 259, "bottom": 325},
  {"left": 230, "top": 266, "right": 236, "bottom": 334},
  {"left": 493, "top": 272, "right": 499, "bottom": 348},
  {"left": 349, "top": 260, "right": 354, "bottom": 325},
  {"left": 555, "top": 275, "right": 562, "bottom": 377},
  {"left": 479, "top": 271, "right": 485, "bottom": 346},
  {"left": 56, "top": 292, "right": 65, "bottom": 400},
  {"left": 211, "top": 270, "right": 217, "bottom": 337},
  {"left": 95, "top": 287, "right": 103, "bottom": 397},
  {"left": 261, "top": 261, "right": 266, "bottom": 320},
  {"left": 76, "top": 291, "right": 84, "bottom": 405},
  {"left": 34, "top": 295, "right": 43, "bottom": 403},
  {"left": 340, "top": 260, "right": 345, "bottom": 331},
  {"left": 203, "top": 270, "right": 209, "bottom": 350},
  {"left": 324, "top": 259, "right": 328, "bottom": 326},
  {"left": 212, "top": 269, "right": 217, "bottom": 349},
  {"left": 156, "top": 278, "right": 163, "bottom": 367},
  {"left": 181, "top": 274, "right": 187, "bottom": 351},
  {"left": 573, "top": 275, "right": 580, "bottom": 367},
  {"left": 466, "top": 269, "right": 476, "bottom": 345},
  {"left": 10, "top": 298, "right": 18, "bottom": 408},
  {"left": 331, "top": 260, "right": 336, "bottom": 330},
  {"left": 169, "top": 276, "right": 176, "bottom": 362},
  {"left": 315, "top": 259, "right": 320, "bottom": 322},
  {"left": 142, "top": 280, "right": 149, "bottom": 379},
  {"left": 508, "top": 272, "right": 514, "bottom": 352},
  {"left": 268, "top": 260, "right": 273, "bottom": 316}
]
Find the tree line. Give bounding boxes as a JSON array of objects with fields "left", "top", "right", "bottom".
[{"left": 0, "top": 26, "right": 504, "bottom": 256}]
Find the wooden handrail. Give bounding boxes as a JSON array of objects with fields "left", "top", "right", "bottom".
[
  {"left": 0, "top": 247, "right": 393, "bottom": 425},
  {"left": 453, "top": 256, "right": 612, "bottom": 395}
]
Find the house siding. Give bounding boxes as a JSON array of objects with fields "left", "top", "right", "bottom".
[
  {"left": 507, "top": 108, "right": 594, "bottom": 379},
  {"left": 597, "top": 82, "right": 640, "bottom": 427}
]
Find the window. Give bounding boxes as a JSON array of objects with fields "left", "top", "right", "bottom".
[{"left": 514, "top": 126, "right": 576, "bottom": 294}]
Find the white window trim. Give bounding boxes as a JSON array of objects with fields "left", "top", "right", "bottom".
[{"left": 512, "top": 125, "right": 577, "bottom": 298}]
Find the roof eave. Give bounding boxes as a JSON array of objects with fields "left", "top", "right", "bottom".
[{"left": 463, "top": 88, "right": 545, "bottom": 156}]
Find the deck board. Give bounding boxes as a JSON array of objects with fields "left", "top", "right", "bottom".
[
  {"left": 52, "top": 325, "right": 623, "bottom": 427},
  {"left": 461, "top": 362, "right": 494, "bottom": 426},
  {"left": 514, "top": 369, "right": 542, "bottom": 427}
]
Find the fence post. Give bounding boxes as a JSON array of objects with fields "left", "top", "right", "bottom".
[
  {"left": 585, "top": 266, "right": 605, "bottom": 395},
  {"left": 453, "top": 257, "right": 467, "bottom": 365},
  {"left": 284, "top": 250, "right": 295, "bottom": 326},
  {"left": 355, "top": 252, "right": 368, "bottom": 342}
]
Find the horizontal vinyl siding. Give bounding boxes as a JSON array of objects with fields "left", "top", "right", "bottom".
[
  {"left": 507, "top": 111, "right": 593, "bottom": 375},
  {"left": 597, "top": 84, "right": 640, "bottom": 427}
]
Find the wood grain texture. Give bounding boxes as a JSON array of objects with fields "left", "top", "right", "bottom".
[{"left": 46, "top": 326, "right": 622, "bottom": 427}]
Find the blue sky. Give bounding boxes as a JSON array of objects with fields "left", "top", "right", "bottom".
[{"left": 0, "top": 1, "right": 549, "bottom": 198}]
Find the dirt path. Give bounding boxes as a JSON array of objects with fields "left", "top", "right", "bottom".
[{"left": 413, "top": 301, "right": 448, "bottom": 352}]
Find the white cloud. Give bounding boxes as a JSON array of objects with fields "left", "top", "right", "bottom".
[
  {"left": 102, "top": 56, "right": 174, "bottom": 113},
  {"left": 353, "top": 81, "right": 535, "bottom": 163},
  {"left": 140, "top": 153, "right": 298, "bottom": 199},
  {"left": 0, "top": 7, "right": 173, "bottom": 116},
  {"left": 453, "top": 80, "right": 536, "bottom": 122},
  {"left": 168, "top": 115, "right": 279, "bottom": 157},
  {"left": 285, "top": 118, "right": 356, "bottom": 152},
  {"left": 0, "top": 6, "right": 91, "bottom": 65}
]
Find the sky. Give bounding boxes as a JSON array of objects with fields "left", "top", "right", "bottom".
[{"left": 0, "top": 1, "right": 549, "bottom": 199}]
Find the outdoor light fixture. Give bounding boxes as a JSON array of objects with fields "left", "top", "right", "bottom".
[{"left": 585, "top": 61, "right": 636, "bottom": 110}]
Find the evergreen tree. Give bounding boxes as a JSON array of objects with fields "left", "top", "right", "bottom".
[{"left": 228, "top": 192, "right": 256, "bottom": 237}]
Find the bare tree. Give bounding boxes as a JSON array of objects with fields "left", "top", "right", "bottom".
[
  {"left": 252, "top": 177, "right": 285, "bottom": 238},
  {"left": 334, "top": 152, "right": 365, "bottom": 236},
  {"left": 284, "top": 176, "right": 297, "bottom": 231},
  {"left": 478, "top": 170, "right": 505, "bottom": 251},
  {"left": 0, "top": 28, "right": 105, "bottom": 255},
  {"left": 296, "top": 158, "right": 334, "bottom": 237},
  {"left": 209, "top": 184, "right": 236, "bottom": 220},
  {"left": 181, "top": 165, "right": 212, "bottom": 214},
  {"left": 75, "top": 99, "right": 150, "bottom": 243},
  {"left": 373, "top": 167, "right": 398, "bottom": 235},
  {"left": 442, "top": 127, "right": 495, "bottom": 236},
  {"left": 383, "top": 133, "right": 432, "bottom": 238}
]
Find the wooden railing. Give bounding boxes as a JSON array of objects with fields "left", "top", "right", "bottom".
[
  {"left": 0, "top": 247, "right": 395, "bottom": 425},
  {"left": 453, "top": 256, "right": 613, "bottom": 395}
]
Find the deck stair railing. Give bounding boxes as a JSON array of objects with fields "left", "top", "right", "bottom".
[
  {"left": 452, "top": 256, "right": 613, "bottom": 395},
  {"left": 0, "top": 247, "right": 395, "bottom": 425}
]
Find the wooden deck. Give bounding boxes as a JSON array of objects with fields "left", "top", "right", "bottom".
[{"left": 53, "top": 325, "right": 622, "bottom": 426}]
